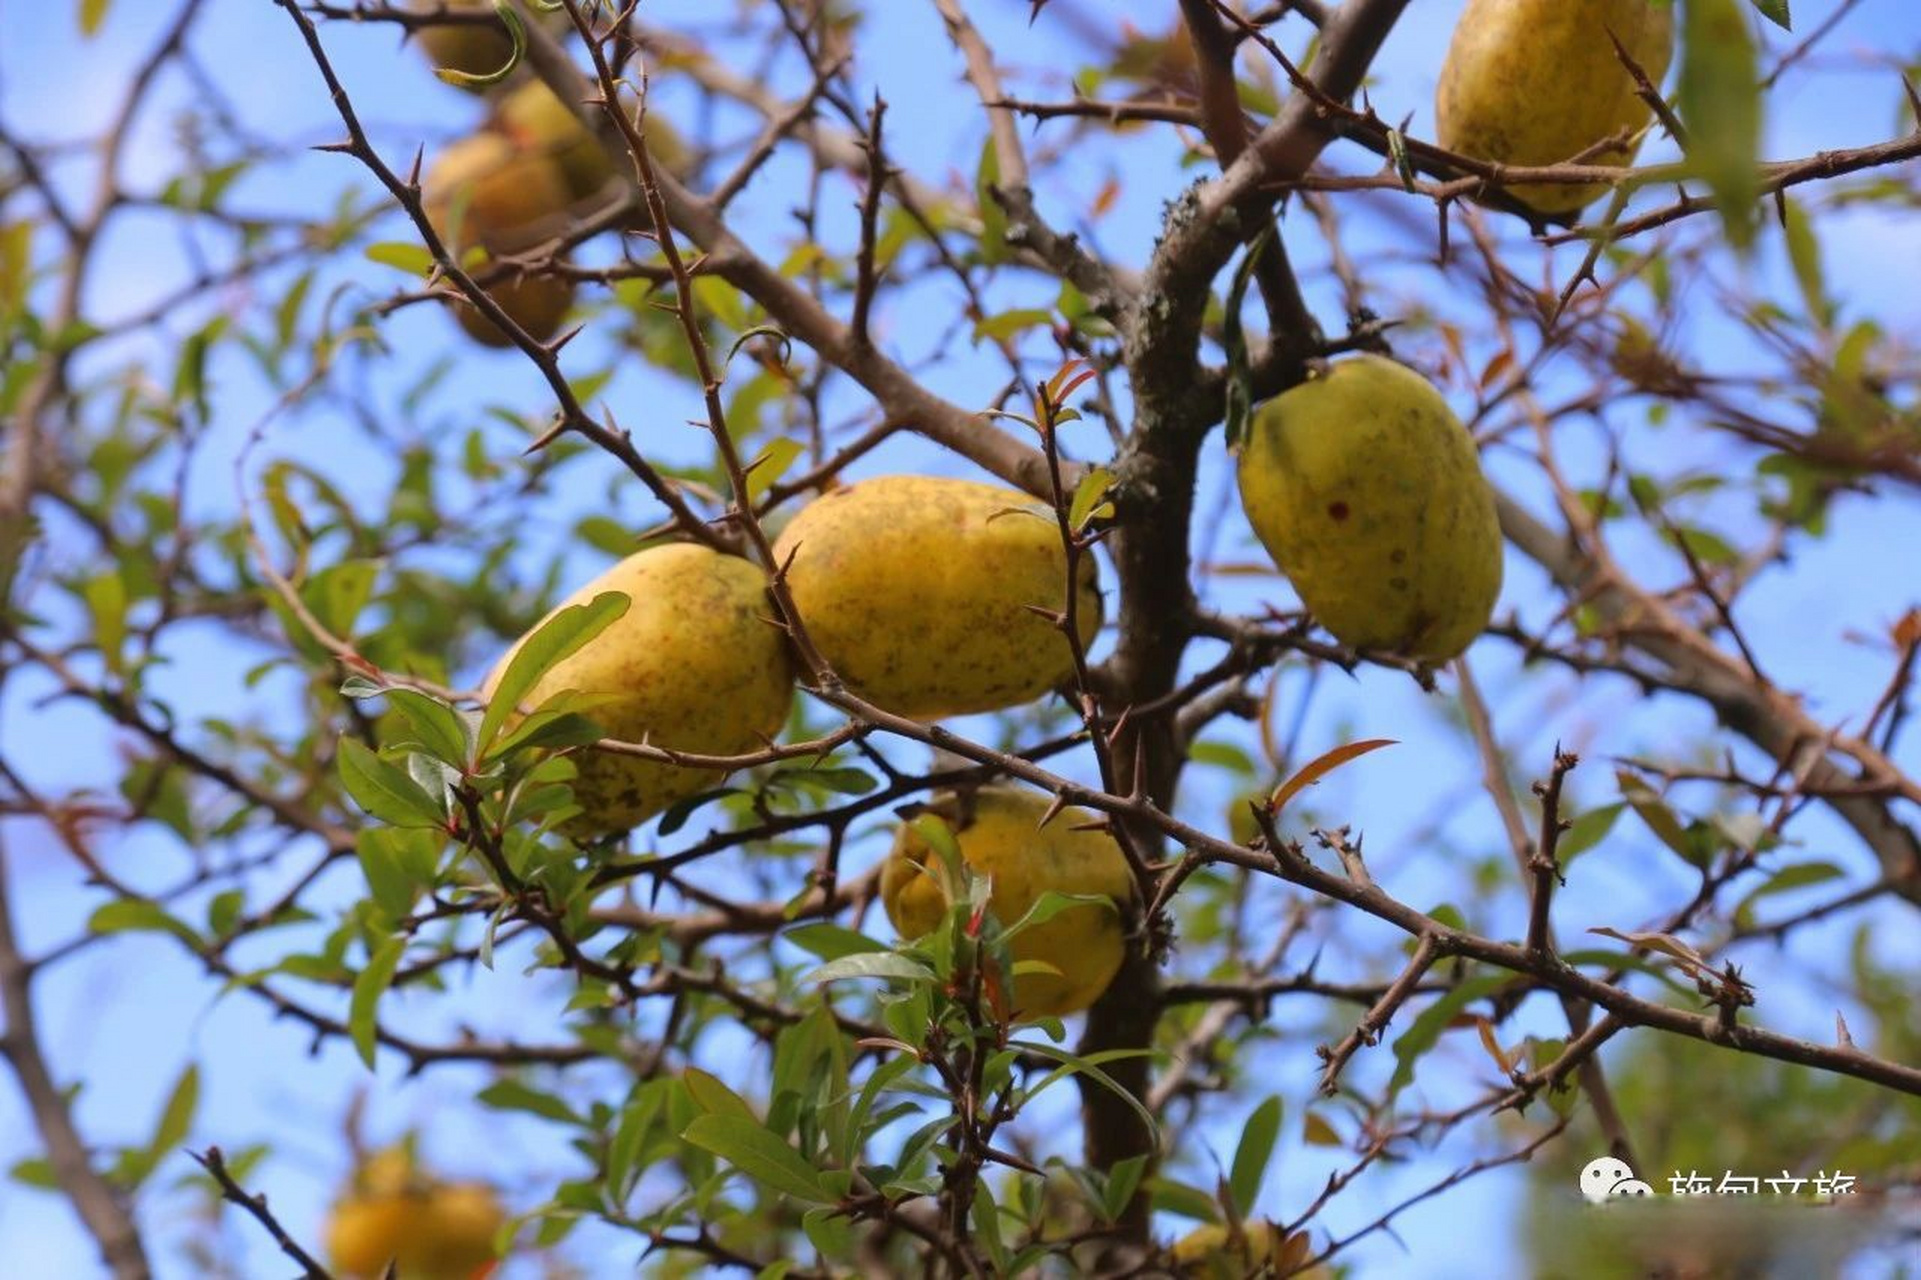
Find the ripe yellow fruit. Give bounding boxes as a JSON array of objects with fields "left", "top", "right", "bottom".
[
  {"left": 1436, "top": 0, "right": 1674, "bottom": 215},
  {"left": 410, "top": 0, "right": 514, "bottom": 85},
  {"left": 423, "top": 132, "right": 576, "bottom": 346},
  {"left": 326, "top": 1148, "right": 504, "bottom": 1280},
  {"left": 1235, "top": 355, "right": 1502, "bottom": 662},
  {"left": 495, "top": 83, "right": 693, "bottom": 200},
  {"left": 497, "top": 83, "right": 614, "bottom": 202},
  {"left": 423, "top": 132, "right": 572, "bottom": 253},
  {"left": 1170, "top": 1220, "right": 1276, "bottom": 1275},
  {"left": 881, "top": 785, "right": 1132, "bottom": 1018},
  {"left": 449, "top": 272, "right": 575, "bottom": 347},
  {"left": 772, "top": 476, "right": 1102, "bottom": 720},
  {"left": 483, "top": 543, "right": 795, "bottom": 836}
]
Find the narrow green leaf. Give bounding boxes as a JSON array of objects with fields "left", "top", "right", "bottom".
[
  {"left": 682, "top": 1115, "right": 835, "bottom": 1204},
  {"left": 975, "top": 136, "right": 1009, "bottom": 264},
  {"left": 1228, "top": 1095, "right": 1283, "bottom": 1216},
  {"left": 78, "top": 0, "right": 111, "bottom": 37},
  {"left": 143, "top": 1063, "right": 199, "bottom": 1177},
  {"left": 478, "top": 590, "right": 629, "bottom": 756},
  {"left": 1679, "top": 0, "right": 1764, "bottom": 252},
  {"left": 337, "top": 738, "right": 445, "bottom": 828},
  {"left": 783, "top": 922, "right": 888, "bottom": 962},
  {"left": 804, "top": 952, "right": 936, "bottom": 986},
  {"left": 1749, "top": 0, "right": 1790, "bottom": 30},
  {"left": 349, "top": 937, "right": 405, "bottom": 1069},
  {"left": 1388, "top": 972, "right": 1513, "bottom": 1097}
]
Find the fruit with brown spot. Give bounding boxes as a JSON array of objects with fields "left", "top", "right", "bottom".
[
  {"left": 773, "top": 475, "right": 1102, "bottom": 720},
  {"left": 482, "top": 543, "right": 795, "bottom": 836},
  {"left": 1236, "top": 355, "right": 1502, "bottom": 662}
]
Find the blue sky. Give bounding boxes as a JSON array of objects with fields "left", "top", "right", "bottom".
[{"left": 2, "top": 1, "right": 1919, "bottom": 1276}]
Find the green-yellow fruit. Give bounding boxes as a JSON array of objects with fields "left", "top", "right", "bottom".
[
  {"left": 483, "top": 544, "right": 796, "bottom": 836},
  {"left": 1170, "top": 1220, "right": 1276, "bottom": 1274},
  {"left": 496, "top": 83, "right": 692, "bottom": 199},
  {"left": 410, "top": 0, "right": 514, "bottom": 85},
  {"left": 773, "top": 476, "right": 1102, "bottom": 720},
  {"left": 1436, "top": 0, "right": 1674, "bottom": 216},
  {"left": 881, "top": 786, "right": 1132, "bottom": 1019},
  {"left": 423, "top": 132, "right": 572, "bottom": 253},
  {"left": 450, "top": 271, "right": 575, "bottom": 347},
  {"left": 327, "top": 1147, "right": 504, "bottom": 1280},
  {"left": 1236, "top": 355, "right": 1502, "bottom": 662},
  {"left": 497, "top": 83, "right": 615, "bottom": 202}
]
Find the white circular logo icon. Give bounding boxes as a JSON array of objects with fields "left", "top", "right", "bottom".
[{"left": 1579, "top": 1156, "right": 1654, "bottom": 1202}]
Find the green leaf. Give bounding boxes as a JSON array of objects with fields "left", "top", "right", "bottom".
[
  {"left": 1228, "top": 1095, "right": 1282, "bottom": 1216},
  {"left": 803, "top": 952, "right": 936, "bottom": 986},
  {"left": 1749, "top": 0, "right": 1789, "bottom": 30},
  {"left": 783, "top": 922, "right": 889, "bottom": 962},
  {"left": 656, "top": 786, "right": 742, "bottom": 836},
  {"left": 1149, "top": 1176, "right": 1222, "bottom": 1224},
  {"left": 142, "top": 1063, "right": 199, "bottom": 1180},
  {"left": 975, "top": 136, "right": 1009, "bottom": 264},
  {"left": 478, "top": 591, "right": 629, "bottom": 756},
  {"left": 683, "top": 1068, "right": 758, "bottom": 1121},
  {"left": 972, "top": 308, "right": 1053, "bottom": 343},
  {"left": 364, "top": 241, "right": 437, "bottom": 276},
  {"left": 381, "top": 687, "right": 471, "bottom": 767},
  {"left": 432, "top": 0, "right": 524, "bottom": 88},
  {"left": 742, "top": 437, "right": 804, "bottom": 506},
  {"left": 337, "top": 738, "right": 445, "bottom": 828},
  {"left": 1068, "top": 467, "right": 1117, "bottom": 531},
  {"left": 997, "top": 889, "right": 1114, "bottom": 944},
  {"left": 681, "top": 1115, "right": 835, "bottom": 1204},
  {"left": 1781, "top": 197, "right": 1828, "bottom": 325},
  {"left": 301, "top": 560, "right": 378, "bottom": 638},
  {"left": 1388, "top": 972, "right": 1514, "bottom": 1097},
  {"left": 1679, "top": 0, "right": 1764, "bottom": 252},
  {"left": 10, "top": 1156, "right": 58, "bottom": 1190},
  {"left": 88, "top": 900, "right": 199, "bottom": 947},
  {"left": 478, "top": 1080, "right": 586, "bottom": 1127},
  {"left": 349, "top": 936, "right": 404, "bottom": 1069},
  {"left": 1559, "top": 802, "right": 1625, "bottom": 864},
  {"left": 1732, "top": 860, "right": 1846, "bottom": 927},
  {"left": 1102, "top": 1153, "right": 1149, "bottom": 1224},
  {"left": 78, "top": 0, "right": 111, "bottom": 37},
  {"left": 355, "top": 828, "right": 423, "bottom": 919},
  {"left": 81, "top": 572, "right": 128, "bottom": 677}
]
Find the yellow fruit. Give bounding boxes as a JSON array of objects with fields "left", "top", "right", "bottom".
[
  {"left": 327, "top": 1148, "right": 504, "bottom": 1280},
  {"left": 772, "top": 476, "right": 1102, "bottom": 720},
  {"left": 1236, "top": 355, "right": 1502, "bottom": 662},
  {"left": 881, "top": 785, "right": 1132, "bottom": 1018},
  {"left": 449, "top": 271, "right": 575, "bottom": 347},
  {"left": 497, "top": 83, "right": 615, "bottom": 202},
  {"left": 1436, "top": 0, "right": 1674, "bottom": 215},
  {"left": 410, "top": 0, "right": 514, "bottom": 85},
  {"left": 483, "top": 543, "right": 795, "bottom": 836},
  {"left": 423, "top": 133, "right": 572, "bottom": 253},
  {"left": 1171, "top": 1220, "right": 1329, "bottom": 1278},
  {"left": 1170, "top": 1220, "right": 1277, "bottom": 1274}
]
